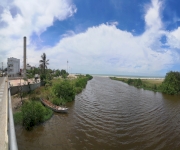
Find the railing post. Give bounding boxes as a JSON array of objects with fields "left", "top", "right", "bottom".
[{"left": 8, "top": 82, "right": 18, "bottom": 150}]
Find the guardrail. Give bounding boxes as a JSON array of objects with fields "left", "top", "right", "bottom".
[{"left": 8, "top": 82, "right": 18, "bottom": 150}]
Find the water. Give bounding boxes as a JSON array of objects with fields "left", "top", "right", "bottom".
[{"left": 16, "top": 77, "right": 180, "bottom": 150}]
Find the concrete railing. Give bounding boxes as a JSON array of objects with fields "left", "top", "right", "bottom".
[{"left": 8, "top": 82, "right": 18, "bottom": 150}]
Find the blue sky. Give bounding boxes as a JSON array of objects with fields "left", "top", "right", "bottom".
[{"left": 0, "top": 0, "right": 180, "bottom": 76}]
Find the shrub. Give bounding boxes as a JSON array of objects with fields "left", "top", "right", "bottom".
[
  {"left": 22, "top": 101, "right": 46, "bottom": 130},
  {"left": 127, "top": 79, "right": 133, "bottom": 84},
  {"left": 14, "top": 112, "right": 23, "bottom": 125},
  {"left": 161, "top": 71, "right": 180, "bottom": 95},
  {"left": 75, "top": 87, "right": 83, "bottom": 94},
  {"left": 51, "top": 80, "right": 75, "bottom": 103},
  {"left": 52, "top": 97, "right": 64, "bottom": 105},
  {"left": 86, "top": 74, "right": 93, "bottom": 80}
]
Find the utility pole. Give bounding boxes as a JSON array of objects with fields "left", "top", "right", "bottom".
[{"left": 2, "top": 62, "right": 3, "bottom": 76}]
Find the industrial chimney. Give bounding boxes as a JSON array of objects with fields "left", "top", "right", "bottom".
[{"left": 23, "top": 36, "right": 26, "bottom": 77}]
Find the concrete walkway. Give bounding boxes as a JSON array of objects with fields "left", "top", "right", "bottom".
[{"left": 0, "top": 77, "right": 8, "bottom": 150}]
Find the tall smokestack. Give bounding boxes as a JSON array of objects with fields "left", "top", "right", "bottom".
[{"left": 23, "top": 36, "right": 26, "bottom": 77}]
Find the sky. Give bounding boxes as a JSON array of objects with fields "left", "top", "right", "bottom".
[{"left": 0, "top": 0, "right": 180, "bottom": 76}]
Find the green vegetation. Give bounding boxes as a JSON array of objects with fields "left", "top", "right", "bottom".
[
  {"left": 51, "top": 80, "right": 75, "bottom": 105},
  {"left": 161, "top": 71, "right": 180, "bottom": 95},
  {"left": 110, "top": 77, "right": 163, "bottom": 92},
  {"left": 14, "top": 52, "right": 93, "bottom": 130},
  {"left": 14, "top": 101, "right": 53, "bottom": 130},
  {"left": 111, "top": 72, "right": 180, "bottom": 95},
  {"left": 14, "top": 74, "right": 93, "bottom": 130},
  {"left": 74, "top": 74, "right": 93, "bottom": 94},
  {"left": 49, "top": 74, "right": 93, "bottom": 105},
  {"left": 39, "top": 53, "right": 49, "bottom": 74},
  {"left": 14, "top": 112, "right": 23, "bottom": 125}
]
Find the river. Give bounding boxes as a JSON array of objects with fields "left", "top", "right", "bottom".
[{"left": 15, "top": 77, "right": 180, "bottom": 150}]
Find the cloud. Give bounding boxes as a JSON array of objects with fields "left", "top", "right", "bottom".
[
  {"left": 0, "top": 0, "right": 180, "bottom": 76},
  {"left": 42, "top": 0, "right": 176, "bottom": 75},
  {"left": 144, "top": 0, "right": 162, "bottom": 30},
  {"left": 0, "top": 0, "right": 76, "bottom": 66},
  {"left": 106, "top": 21, "right": 119, "bottom": 26},
  {"left": 48, "top": 23, "right": 174, "bottom": 75},
  {"left": 167, "top": 27, "right": 180, "bottom": 49}
]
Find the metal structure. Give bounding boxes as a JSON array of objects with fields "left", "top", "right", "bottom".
[{"left": 8, "top": 82, "right": 18, "bottom": 150}]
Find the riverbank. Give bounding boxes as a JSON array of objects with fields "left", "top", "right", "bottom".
[
  {"left": 13, "top": 74, "right": 93, "bottom": 129},
  {"left": 15, "top": 76, "right": 180, "bottom": 150},
  {"left": 90, "top": 74, "right": 164, "bottom": 79},
  {"left": 110, "top": 77, "right": 163, "bottom": 92}
]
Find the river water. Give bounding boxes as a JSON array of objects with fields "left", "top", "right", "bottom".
[{"left": 15, "top": 77, "right": 180, "bottom": 150}]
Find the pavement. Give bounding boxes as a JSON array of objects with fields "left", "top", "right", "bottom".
[{"left": 0, "top": 77, "right": 8, "bottom": 150}]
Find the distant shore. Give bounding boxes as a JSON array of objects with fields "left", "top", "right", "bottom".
[{"left": 90, "top": 74, "right": 164, "bottom": 80}]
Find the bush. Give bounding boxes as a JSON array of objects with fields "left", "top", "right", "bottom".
[
  {"left": 21, "top": 101, "right": 51, "bottom": 130},
  {"left": 51, "top": 80, "right": 75, "bottom": 103},
  {"left": 14, "top": 112, "right": 23, "bottom": 125},
  {"left": 75, "top": 87, "right": 83, "bottom": 94},
  {"left": 75, "top": 78, "right": 87, "bottom": 88},
  {"left": 52, "top": 97, "right": 65, "bottom": 105},
  {"left": 161, "top": 71, "right": 180, "bottom": 95},
  {"left": 127, "top": 79, "right": 133, "bottom": 84},
  {"left": 86, "top": 74, "right": 93, "bottom": 80}
]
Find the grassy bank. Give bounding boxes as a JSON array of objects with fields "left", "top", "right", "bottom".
[
  {"left": 110, "top": 77, "right": 163, "bottom": 92},
  {"left": 14, "top": 74, "right": 93, "bottom": 130}
]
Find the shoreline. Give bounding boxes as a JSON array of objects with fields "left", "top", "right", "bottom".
[
  {"left": 91, "top": 75, "right": 164, "bottom": 80},
  {"left": 72, "top": 73, "right": 164, "bottom": 80}
]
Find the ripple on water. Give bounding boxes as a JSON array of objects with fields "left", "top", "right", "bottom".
[{"left": 16, "top": 77, "right": 180, "bottom": 150}]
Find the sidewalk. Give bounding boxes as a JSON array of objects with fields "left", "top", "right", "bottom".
[{"left": 0, "top": 77, "right": 8, "bottom": 150}]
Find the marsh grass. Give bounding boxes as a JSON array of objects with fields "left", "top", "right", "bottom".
[{"left": 110, "top": 77, "right": 164, "bottom": 92}]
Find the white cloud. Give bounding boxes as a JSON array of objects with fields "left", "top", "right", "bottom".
[
  {"left": 0, "top": 0, "right": 76, "bottom": 66},
  {"left": 48, "top": 23, "right": 173, "bottom": 75},
  {"left": 106, "top": 21, "right": 119, "bottom": 26},
  {"left": 167, "top": 27, "right": 180, "bottom": 49},
  {"left": 0, "top": 0, "right": 179, "bottom": 76},
  {"left": 144, "top": 0, "right": 162, "bottom": 30}
]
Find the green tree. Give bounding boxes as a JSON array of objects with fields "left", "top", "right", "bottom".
[
  {"left": 161, "top": 71, "right": 180, "bottom": 95},
  {"left": 21, "top": 101, "right": 45, "bottom": 130},
  {"left": 51, "top": 80, "right": 75, "bottom": 103},
  {"left": 60, "top": 69, "right": 69, "bottom": 78},
  {"left": 54, "top": 69, "right": 61, "bottom": 77},
  {"left": 39, "top": 53, "right": 49, "bottom": 74}
]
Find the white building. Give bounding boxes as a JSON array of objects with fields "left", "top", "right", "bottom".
[
  {"left": 7, "top": 57, "right": 20, "bottom": 77},
  {"left": 26, "top": 64, "right": 31, "bottom": 70}
]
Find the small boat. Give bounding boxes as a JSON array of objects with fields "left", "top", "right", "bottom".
[{"left": 40, "top": 98, "right": 68, "bottom": 113}]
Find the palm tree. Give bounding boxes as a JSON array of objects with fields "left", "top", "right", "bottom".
[{"left": 39, "top": 53, "right": 49, "bottom": 74}]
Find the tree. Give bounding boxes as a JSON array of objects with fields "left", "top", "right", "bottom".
[
  {"left": 161, "top": 71, "right": 180, "bottom": 95},
  {"left": 51, "top": 80, "right": 75, "bottom": 104},
  {"left": 39, "top": 53, "right": 49, "bottom": 74},
  {"left": 60, "top": 69, "right": 69, "bottom": 78},
  {"left": 55, "top": 69, "right": 61, "bottom": 77}
]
